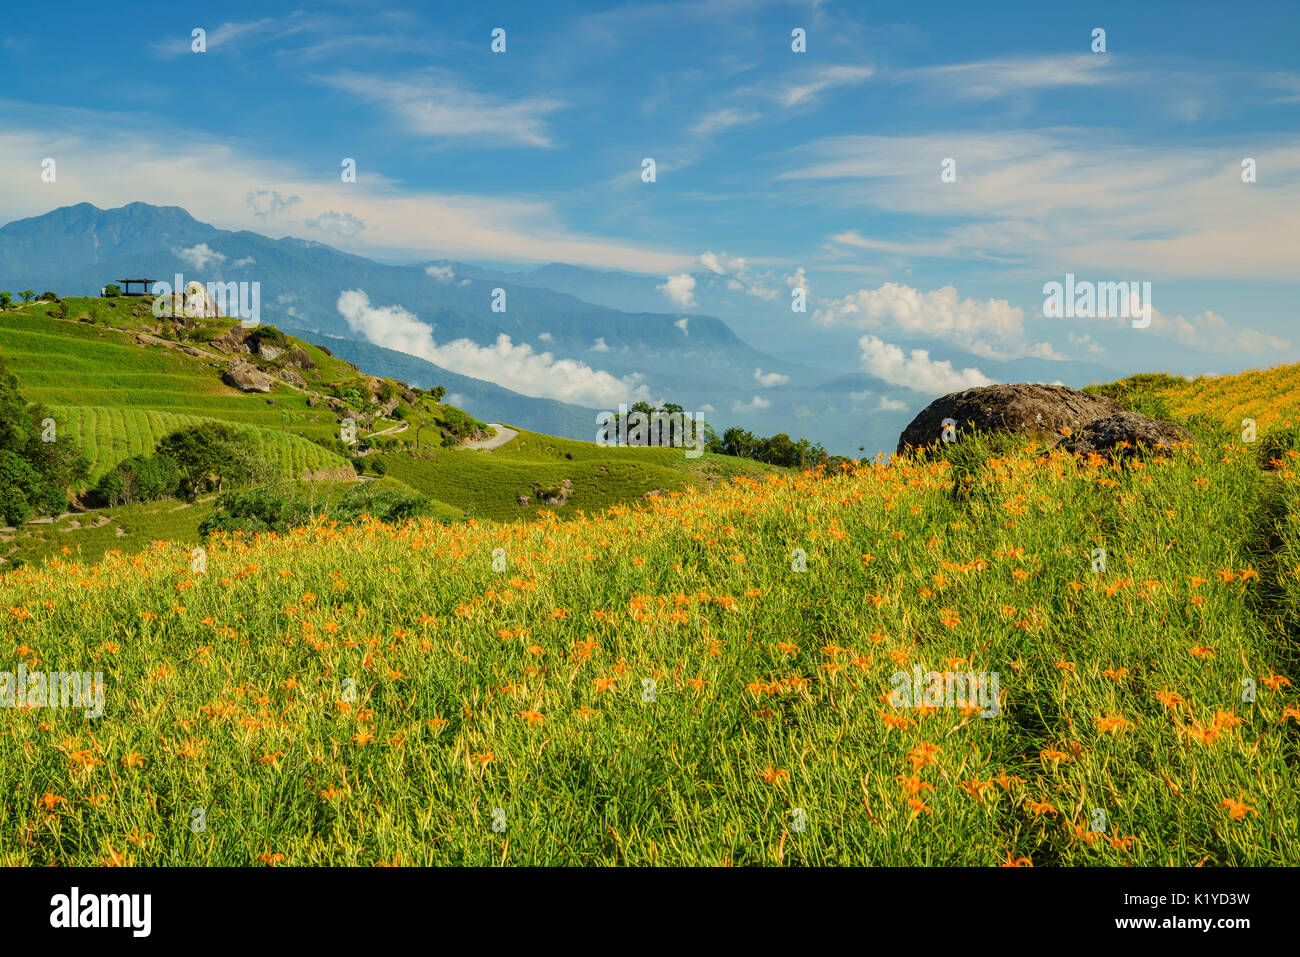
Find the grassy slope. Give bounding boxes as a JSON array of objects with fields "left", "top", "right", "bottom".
[
  {"left": 0, "top": 299, "right": 786, "bottom": 568},
  {"left": 0, "top": 430, "right": 1296, "bottom": 865},
  {"left": 1088, "top": 364, "right": 1300, "bottom": 435},
  {"left": 0, "top": 311, "right": 353, "bottom": 473},
  {"left": 382, "top": 426, "right": 781, "bottom": 522}
]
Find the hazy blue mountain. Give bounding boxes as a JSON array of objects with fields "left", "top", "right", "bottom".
[
  {"left": 0, "top": 204, "right": 798, "bottom": 378},
  {"left": 0, "top": 203, "right": 1124, "bottom": 457}
]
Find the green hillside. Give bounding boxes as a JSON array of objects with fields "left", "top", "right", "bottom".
[
  {"left": 0, "top": 295, "right": 786, "bottom": 566},
  {"left": 47, "top": 406, "right": 350, "bottom": 483},
  {"left": 383, "top": 426, "right": 782, "bottom": 521}
]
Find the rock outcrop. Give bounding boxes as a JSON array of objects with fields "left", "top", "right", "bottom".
[
  {"left": 896, "top": 384, "right": 1122, "bottom": 456},
  {"left": 222, "top": 360, "right": 274, "bottom": 393},
  {"left": 1054, "top": 411, "right": 1191, "bottom": 458},
  {"left": 532, "top": 478, "right": 573, "bottom": 507},
  {"left": 896, "top": 383, "right": 1190, "bottom": 459}
]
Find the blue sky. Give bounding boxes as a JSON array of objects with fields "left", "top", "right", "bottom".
[{"left": 2, "top": 0, "right": 1298, "bottom": 384}]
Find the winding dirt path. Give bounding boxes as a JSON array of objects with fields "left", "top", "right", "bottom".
[{"left": 459, "top": 424, "right": 518, "bottom": 451}]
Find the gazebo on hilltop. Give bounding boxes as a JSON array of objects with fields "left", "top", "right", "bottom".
[{"left": 114, "top": 279, "right": 157, "bottom": 297}]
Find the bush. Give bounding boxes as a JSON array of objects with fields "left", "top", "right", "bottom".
[
  {"left": 38, "top": 291, "right": 59, "bottom": 302},
  {"left": 201, "top": 482, "right": 432, "bottom": 536},
  {"left": 104, "top": 284, "right": 122, "bottom": 297},
  {"left": 91, "top": 453, "right": 181, "bottom": 506}
]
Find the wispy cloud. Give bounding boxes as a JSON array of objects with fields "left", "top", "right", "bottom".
[
  {"left": 317, "top": 71, "right": 565, "bottom": 148},
  {"left": 782, "top": 131, "right": 1300, "bottom": 279}
]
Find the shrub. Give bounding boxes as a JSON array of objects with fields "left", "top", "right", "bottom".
[
  {"left": 201, "top": 482, "right": 432, "bottom": 536},
  {"left": 91, "top": 453, "right": 181, "bottom": 506}
]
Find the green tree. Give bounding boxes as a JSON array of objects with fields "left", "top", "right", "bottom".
[
  {"left": 19, "top": 290, "right": 35, "bottom": 304},
  {"left": 429, "top": 385, "right": 447, "bottom": 403},
  {"left": 0, "top": 359, "right": 89, "bottom": 524},
  {"left": 157, "top": 422, "right": 259, "bottom": 500},
  {"left": 104, "top": 284, "right": 121, "bottom": 297},
  {"left": 38, "top": 291, "right": 58, "bottom": 302},
  {"left": 0, "top": 292, "right": 11, "bottom": 310}
]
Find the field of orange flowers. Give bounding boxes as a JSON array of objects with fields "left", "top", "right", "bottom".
[
  {"left": 1101, "top": 363, "right": 1300, "bottom": 436},
  {"left": 2, "top": 428, "right": 1298, "bottom": 865}
]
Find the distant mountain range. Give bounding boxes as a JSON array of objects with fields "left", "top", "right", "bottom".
[{"left": 0, "top": 203, "right": 1121, "bottom": 455}]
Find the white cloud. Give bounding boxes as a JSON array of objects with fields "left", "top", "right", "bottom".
[
  {"left": 1148, "top": 307, "right": 1291, "bottom": 356},
  {"left": 814, "top": 281, "right": 1053, "bottom": 361},
  {"left": 698, "top": 403, "right": 715, "bottom": 414},
  {"left": 591, "top": 337, "right": 610, "bottom": 352},
  {"left": 895, "top": 55, "right": 1117, "bottom": 102},
  {"left": 753, "top": 367, "right": 790, "bottom": 387},
  {"left": 1068, "top": 331, "right": 1106, "bottom": 355},
  {"left": 689, "top": 108, "right": 762, "bottom": 137},
  {"left": 538, "top": 332, "right": 553, "bottom": 342},
  {"left": 675, "top": 317, "right": 689, "bottom": 335},
  {"left": 318, "top": 71, "right": 565, "bottom": 149},
  {"left": 658, "top": 273, "right": 697, "bottom": 308},
  {"left": 784, "top": 131, "right": 1300, "bottom": 280},
  {"left": 232, "top": 256, "right": 255, "bottom": 267},
  {"left": 731, "top": 395, "right": 772, "bottom": 413},
  {"left": 246, "top": 188, "right": 300, "bottom": 219},
  {"left": 306, "top": 210, "right": 366, "bottom": 237},
  {"left": 175, "top": 243, "right": 226, "bottom": 270},
  {"left": 698, "top": 250, "right": 780, "bottom": 301},
  {"left": 858, "top": 335, "right": 994, "bottom": 394},
  {"left": 425, "top": 264, "right": 455, "bottom": 282},
  {"left": 876, "top": 396, "right": 908, "bottom": 412},
  {"left": 337, "top": 289, "right": 649, "bottom": 407},
  {"left": 700, "top": 251, "right": 746, "bottom": 275},
  {"left": 780, "top": 65, "right": 877, "bottom": 107}
]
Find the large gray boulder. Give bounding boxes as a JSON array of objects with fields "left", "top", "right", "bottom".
[
  {"left": 222, "top": 360, "right": 274, "bottom": 393},
  {"left": 896, "top": 383, "right": 1121, "bottom": 456}
]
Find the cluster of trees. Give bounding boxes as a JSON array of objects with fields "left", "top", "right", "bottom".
[
  {"left": 91, "top": 423, "right": 262, "bottom": 506},
  {"left": 706, "top": 426, "right": 836, "bottom": 469},
  {"left": 200, "top": 482, "right": 434, "bottom": 536},
  {"left": 91, "top": 453, "right": 180, "bottom": 506},
  {"left": 0, "top": 290, "right": 58, "bottom": 309},
  {"left": 0, "top": 360, "right": 89, "bottom": 526},
  {"left": 608, "top": 398, "right": 838, "bottom": 470}
]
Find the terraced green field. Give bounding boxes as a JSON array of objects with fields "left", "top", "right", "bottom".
[
  {"left": 48, "top": 405, "right": 350, "bottom": 483},
  {"left": 0, "top": 312, "right": 349, "bottom": 443}
]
